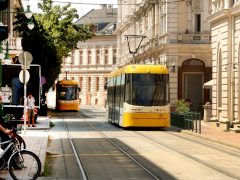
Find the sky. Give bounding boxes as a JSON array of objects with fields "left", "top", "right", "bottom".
[{"left": 22, "top": 0, "right": 118, "bottom": 18}]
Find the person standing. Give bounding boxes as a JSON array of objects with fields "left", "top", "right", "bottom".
[{"left": 27, "top": 92, "right": 37, "bottom": 127}]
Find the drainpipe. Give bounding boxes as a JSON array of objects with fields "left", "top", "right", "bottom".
[{"left": 230, "top": 15, "right": 235, "bottom": 129}]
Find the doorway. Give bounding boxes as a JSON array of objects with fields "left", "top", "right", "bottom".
[
  {"left": 178, "top": 59, "right": 212, "bottom": 113},
  {"left": 183, "top": 73, "right": 203, "bottom": 111}
]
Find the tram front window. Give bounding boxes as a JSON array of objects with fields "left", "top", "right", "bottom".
[
  {"left": 127, "top": 74, "right": 169, "bottom": 106},
  {"left": 58, "top": 85, "right": 77, "bottom": 100}
]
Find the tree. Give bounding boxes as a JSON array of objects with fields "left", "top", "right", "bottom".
[{"left": 14, "top": 0, "right": 93, "bottom": 93}]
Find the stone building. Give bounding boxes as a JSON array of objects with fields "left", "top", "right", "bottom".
[
  {"left": 117, "top": 0, "right": 212, "bottom": 112},
  {"left": 208, "top": 0, "right": 240, "bottom": 129},
  {"left": 0, "top": 0, "right": 23, "bottom": 62},
  {"left": 59, "top": 5, "right": 117, "bottom": 106}
]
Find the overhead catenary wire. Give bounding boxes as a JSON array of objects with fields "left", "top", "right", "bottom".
[
  {"left": 22, "top": 0, "right": 186, "bottom": 6},
  {"left": 20, "top": 1, "right": 212, "bottom": 21}
]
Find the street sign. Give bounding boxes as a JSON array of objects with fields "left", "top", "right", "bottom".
[
  {"left": 18, "top": 51, "right": 33, "bottom": 65},
  {"left": 19, "top": 70, "right": 30, "bottom": 83}
]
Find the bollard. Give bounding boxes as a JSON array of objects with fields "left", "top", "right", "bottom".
[{"left": 203, "top": 102, "right": 212, "bottom": 122}]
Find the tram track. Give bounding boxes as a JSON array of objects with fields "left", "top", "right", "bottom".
[
  {"left": 52, "top": 110, "right": 240, "bottom": 179},
  {"left": 56, "top": 111, "right": 90, "bottom": 180},
  {"left": 75, "top": 109, "right": 240, "bottom": 179},
  {"left": 134, "top": 130, "right": 240, "bottom": 180},
  {"left": 75, "top": 112, "right": 161, "bottom": 180},
  {"left": 56, "top": 111, "right": 161, "bottom": 180}
]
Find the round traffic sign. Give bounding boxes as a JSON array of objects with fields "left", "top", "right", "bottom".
[
  {"left": 19, "top": 70, "right": 30, "bottom": 83},
  {"left": 18, "top": 51, "right": 33, "bottom": 65}
]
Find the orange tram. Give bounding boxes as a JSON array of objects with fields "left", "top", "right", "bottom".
[{"left": 55, "top": 79, "right": 80, "bottom": 111}]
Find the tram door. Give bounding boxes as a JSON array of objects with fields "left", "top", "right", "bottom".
[{"left": 183, "top": 73, "right": 203, "bottom": 111}]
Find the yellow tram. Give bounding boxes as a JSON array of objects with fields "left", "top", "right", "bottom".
[
  {"left": 55, "top": 79, "right": 80, "bottom": 111},
  {"left": 106, "top": 64, "right": 170, "bottom": 128}
]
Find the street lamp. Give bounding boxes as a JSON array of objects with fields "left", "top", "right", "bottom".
[
  {"left": 27, "top": 18, "right": 34, "bottom": 30},
  {"left": 0, "top": 3, "right": 35, "bottom": 64},
  {"left": 25, "top": 5, "right": 33, "bottom": 19},
  {"left": 65, "top": 70, "right": 69, "bottom": 80},
  {"left": 3, "top": 40, "right": 12, "bottom": 64}
]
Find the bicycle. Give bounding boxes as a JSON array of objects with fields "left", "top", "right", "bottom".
[{"left": 0, "top": 129, "right": 41, "bottom": 180}]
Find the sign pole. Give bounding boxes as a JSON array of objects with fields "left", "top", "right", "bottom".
[
  {"left": 23, "top": 52, "right": 27, "bottom": 134},
  {"left": 18, "top": 50, "right": 32, "bottom": 134}
]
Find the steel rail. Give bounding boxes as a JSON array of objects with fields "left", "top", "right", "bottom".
[
  {"left": 58, "top": 112, "right": 89, "bottom": 180},
  {"left": 134, "top": 131, "right": 240, "bottom": 180},
  {"left": 76, "top": 112, "right": 161, "bottom": 180}
]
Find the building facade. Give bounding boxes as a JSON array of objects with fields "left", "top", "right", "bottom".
[
  {"left": 208, "top": 0, "right": 240, "bottom": 128},
  {"left": 117, "top": 0, "right": 212, "bottom": 112},
  {"left": 58, "top": 5, "right": 117, "bottom": 107},
  {"left": 0, "top": 0, "right": 23, "bottom": 62}
]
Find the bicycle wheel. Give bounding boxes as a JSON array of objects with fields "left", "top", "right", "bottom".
[{"left": 8, "top": 150, "right": 41, "bottom": 180}]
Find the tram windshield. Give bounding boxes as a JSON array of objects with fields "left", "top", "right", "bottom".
[
  {"left": 125, "top": 74, "right": 169, "bottom": 106},
  {"left": 57, "top": 85, "right": 78, "bottom": 100}
]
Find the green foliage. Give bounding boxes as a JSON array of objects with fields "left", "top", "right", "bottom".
[
  {"left": 175, "top": 99, "right": 190, "bottom": 113},
  {"left": 0, "top": 102, "right": 14, "bottom": 123},
  {"left": 13, "top": 0, "right": 93, "bottom": 93}
]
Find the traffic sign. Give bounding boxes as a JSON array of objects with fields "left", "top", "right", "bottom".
[
  {"left": 18, "top": 51, "right": 33, "bottom": 65},
  {"left": 19, "top": 70, "right": 30, "bottom": 83}
]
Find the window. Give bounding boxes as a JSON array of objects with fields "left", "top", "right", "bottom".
[
  {"left": 96, "top": 77, "right": 99, "bottom": 91},
  {"left": 113, "top": 49, "right": 117, "bottom": 64},
  {"left": 104, "top": 77, "right": 108, "bottom": 90},
  {"left": 95, "top": 99, "right": 98, "bottom": 105},
  {"left": 195, "top": 14, "right": 201, "bottom": 33},
  {"left": 87, "top": 77, "right": 91, "bottom": 92},
  {"left": 87, "top": 50, "right": 91, "bottom": 64},
  {"left": 96, "top": 50, "right": 100, "bottom": 64},
  {"left": 105, "top": 49, "right": 108, "bottom": 64},
  {"left": 126, "top": 74, "right": 169, "bottom": 106},
  {"left": 71, "top": 50, "right": 74, "bottom": 65},
  {"left": 79, "top": 50, "right": 83, "bottom": 65},
  {"left": 79, "top": 77, "right": 83, "bottom": 91},
  {"left": 231, "top": 0, "right": 235, "bottom": 7}
]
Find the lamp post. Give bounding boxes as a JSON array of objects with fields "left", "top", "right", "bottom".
[
  {"left": 65, "top": 70, "right": 69, "bottom": 80},
  {"left": 0, "top": 41, "right": 4, "bottom": 89}
]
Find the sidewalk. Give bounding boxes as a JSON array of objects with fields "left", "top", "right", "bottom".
[
  {"left": 0, "top": 116, "right": 50, "bottom": 179},
  {"left": 181, "top": 121, "right": 240, "bottom": 150}
]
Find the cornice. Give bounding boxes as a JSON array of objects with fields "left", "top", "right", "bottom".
[
  {"left": 207, "top": 9, "right": 230, "bottom": 23},
  {"left": 231, "top": 4, "right": 240, "bottom": 16}
]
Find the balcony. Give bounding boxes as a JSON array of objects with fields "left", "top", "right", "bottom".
[
  {"left": 2, "top": 37, "right": 22, "bottom": 52},
  {"left": 177, "top": 33, "right": 211, "bottom": 44}
]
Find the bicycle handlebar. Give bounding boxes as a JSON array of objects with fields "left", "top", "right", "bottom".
[{"left": 10, "top": 128, "right": 17, "bottom": 138}]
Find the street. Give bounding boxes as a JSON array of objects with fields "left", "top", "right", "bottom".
[{"left": 43, "top": 107, "right": 240, "bottom": 180}]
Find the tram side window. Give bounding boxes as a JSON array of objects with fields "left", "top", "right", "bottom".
[
  {"left": 119, "top": 74, "right": 125, "bottom": 108},
  {"left": 125, "top": 74, "right": 132, "bottom": 104},
  {"left": 115, "top": 76, "right": 121, "bottom": 108}
]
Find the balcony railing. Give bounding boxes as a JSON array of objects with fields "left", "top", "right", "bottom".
[
  {"left": 177, "top": 33, "right": 211, "bottom": 44},
  {"left": 2, "top": 37, "right": 22, "bottom": 51}
]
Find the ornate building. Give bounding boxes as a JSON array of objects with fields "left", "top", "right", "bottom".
[
  {"left": 58, "top": 5, "right": 117, "bottom": 107},
  {"left": 0, "top": 0, "right": 23, "bottom": 62},
  {"left": 117, "top": 0, "right": 212, "bottom": 112},
  {"left": 208, "top": 0, "right": 240, "bottom": 130}
]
